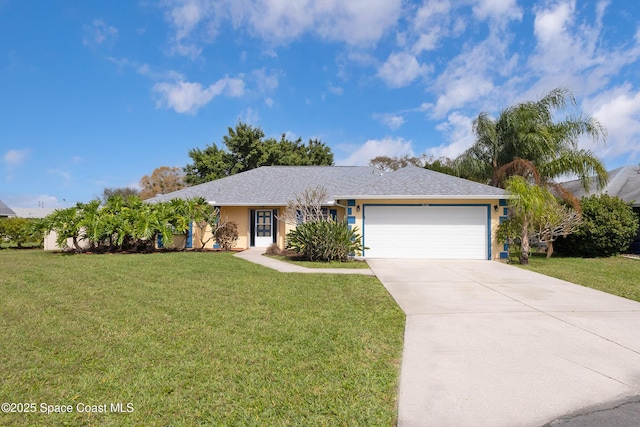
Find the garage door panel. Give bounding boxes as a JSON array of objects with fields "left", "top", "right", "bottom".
[{"left": 363, "top": 206, "right": 488, "bottom": 259}]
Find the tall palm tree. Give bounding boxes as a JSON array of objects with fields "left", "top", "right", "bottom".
[{"left": 456, "top": 87, "right": 608, "bottom": 193}]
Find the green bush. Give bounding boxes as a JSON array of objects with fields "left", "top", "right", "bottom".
[
  {"left": 285, "top": 220, "right": 365, "bottom": 262},
  {"left": 0, "top": 217, "right": 38, "bottom": 248},
  {"left": 555, "top": 194, "right": 639, "bottom": 257}
]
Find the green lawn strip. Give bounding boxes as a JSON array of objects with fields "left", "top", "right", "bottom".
[
  {"left": 0, "top": 250, "right": 403, "bottom": 426},
  {"left": 519, "top": 254, "right": 640, "bottom": 302},
  {"left": 266, "top": 255, "right": 370, "bottom": 269}
]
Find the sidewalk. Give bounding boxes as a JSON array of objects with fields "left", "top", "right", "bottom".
[{"left": 233, "top": 247, "right": 375, "bottom": 275}]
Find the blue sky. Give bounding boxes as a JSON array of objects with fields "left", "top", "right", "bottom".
[{"left": 1, "top": 0, "right": 640, "bottom": 208}]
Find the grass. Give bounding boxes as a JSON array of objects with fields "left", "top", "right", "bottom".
[
  {"left": 266, "top": 254, "right": 371, "bottom": 269},
  {"left": 0, "top": 250, "right": 404, "bottom": 426},
  {"left": 519, "top": 254, "right": 640, "bottom": 302}
]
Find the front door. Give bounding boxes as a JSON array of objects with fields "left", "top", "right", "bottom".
[{"left": 254, "top": 210, "right": 273, "bottom": 247}]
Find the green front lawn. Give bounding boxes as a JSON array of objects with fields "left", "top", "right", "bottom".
[
  {"left": 519, "top": 254, "right": 640, "bottom": 302},
  {"left": 0, "top": 250, "right": 404, "bottom": 426}
]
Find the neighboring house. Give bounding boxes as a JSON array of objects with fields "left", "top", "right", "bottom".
[
  {"left": 149, "top": 165, "right": 509, "bottom": 260},
  {"left": 11, "top": 207, "right": 57, "bottom": 219},
  {"left": 560, "top": 165, "right": 640, "bottom": 253},
  {"left": 0, "top": 200, "right": 16, "bottom": 218}
]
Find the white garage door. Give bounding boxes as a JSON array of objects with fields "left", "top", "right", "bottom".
[{"left": 363, "top": 205, "right": 489, "bottom": 259}]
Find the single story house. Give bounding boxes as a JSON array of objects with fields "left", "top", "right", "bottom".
[
  {"left": 0, "top": 200, "right": 16, "bottom": 218},
  {"left": 150, "top": 165, "right": 509, "bottom": 260},
  {"left": 560, "top": 164, "right": 640, "bottom": 253}
]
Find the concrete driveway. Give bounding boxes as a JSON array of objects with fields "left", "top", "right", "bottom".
[{"left": 367, "top": 259, "right": 640, "bottom": 427}]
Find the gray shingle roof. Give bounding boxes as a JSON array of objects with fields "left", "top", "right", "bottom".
[
  {"left": 335, "top": 165, "right": 507, "bottom": 198},
  {"left": 0, "top": 200, "right": 16, "bottom": 217},
  {"left": 148, "top": 165, "right": 506, "bottom": 205},
  {"left": 11, "top": 207, "right": 57, "bottom": 218},
  {"left": 149, "top": 166, "right": 385, "bottom": 205},
  {"left": 561, "top": 165, "right": 640, "bottom": 206}
]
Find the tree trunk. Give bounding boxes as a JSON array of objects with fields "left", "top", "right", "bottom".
[
  {"left": 546, "top": 241, "right": 554, "bottom": 258},
  {"left": 520, "top": 219, "right": 530, "bottom": 265}
]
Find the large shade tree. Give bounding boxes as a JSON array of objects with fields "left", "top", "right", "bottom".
[
  {"left": 184, "top": 121, "right": 334, "bottom": 185},
  {"left": 455, "top": 87, "right": 608, "bottom": 193}
]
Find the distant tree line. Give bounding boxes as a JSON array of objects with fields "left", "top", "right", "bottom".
[{"left": 106, "top": 121, "right": 334, "bottom": 200}]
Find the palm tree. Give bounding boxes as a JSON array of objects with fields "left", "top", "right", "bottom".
[{"left": 456, "top": 87, "right": 608, "bottom": 194}]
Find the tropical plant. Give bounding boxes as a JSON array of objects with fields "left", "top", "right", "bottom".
[
  {"left": 554, "top": 194, "right": 639, "bottom": 257},
  {"left": 286, "top": 220, "right": 365, "bottom": 262},
  {"left": 456, "top": 87, "right": 608, "bottom": 195},
  {"left": 499, "top": 176, "right": 581, "bottom": 265}
]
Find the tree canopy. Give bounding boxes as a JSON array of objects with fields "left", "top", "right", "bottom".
[
  {"left": 140, "top": 166, "right": 186, "bottom": 199},
  {"left": 102, "top": 187, "right": 140, "bottom": 204},
  {"left": 455, "top": 87, "right": 608, "bottom": 192},
  {"left": 184, "top": 121, "right": 334, "bottom": 185}
]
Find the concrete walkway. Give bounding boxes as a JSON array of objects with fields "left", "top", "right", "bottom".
[
  {"left": 234, "top": 247, "right": 375, "bottom": 275},
  {"left": 367, "top": 259, "right": 640, "bottom": 427}
]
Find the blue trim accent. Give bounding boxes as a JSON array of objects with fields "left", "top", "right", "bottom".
[
  {"left": 499, "top": 252, "right": 509, "bottom": 259},
  {"left": 347, "top": 207, "right": 352, "bottom": 215},
  {"left": 361, "top": 203, "right": 493, "bottom": 260},
  {"left": 499, "top": 199, "right": 507, "bottom": 206},
  {"left": 503, "top": 243, "right": 509, "bottom": 251},
  {"left": 500, "top": 216, "right": 508, "bottom": 224},
  {"left": 187, "top": 222, "right": 193, "bottom": 249},
  {"left": 503, "top": 207, "right": 509, "bottom": 216},
  {"left": 347, "top": 216, "right": 356, "bottom": 225},
  {"left": 347, "top": 199, "right": 356, "bottom": 206},
  {"left": 157, "top": 234, "right": 163, "bottom": 249}
]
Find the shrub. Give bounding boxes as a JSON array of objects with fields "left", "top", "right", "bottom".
[
  {"left": 0, "top": 217, "right": 38, "bottom": 248},
  {"left": 554, "top": 194, "right": 639, "bottom": 257},
  {"left": 265, "top": 243, "right": 282, "bottom": 256},
  {"left": 214, "top": 221, "right": 238, "bottom": 251},
  {"left": 285, "top": 220, "right": 365, "bottom": 262}
]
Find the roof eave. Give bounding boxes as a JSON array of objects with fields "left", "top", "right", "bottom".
[
  {"left": 207, "top": 201, "right": 341, "bottom": 207},
  {"left": 333, "top": 194, "right": 510, "bottom": 200}
]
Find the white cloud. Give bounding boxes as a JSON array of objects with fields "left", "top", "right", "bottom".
[
  {"left": 338, "top": 137, "right": 414, "bottom": 166},
  {"left": 153, "top": 76, "right": 245, "bottom": 114},
  {"left": 242, "top": 0, "right": 402, "bottom": 46},
  {"left": 429, "top": 112, "right": 475, "bottom": 159},
  {"left": 3, "top": 149, "right": 29, "bottom": 165},
  {"left": 377, "top": 52, "right": 430, "bottom": 88},
  {"left": 253, "top": 68, "right": 279, "bottom": 92},
  {"left": 373, "top": 113, "right": 406, "bottom": 130},
  {"left": 161, "top": 0, "right": 402, "bottom": 58},
  {"left": 432, "top": 75, "right": 495, "bottom": 118},
  {"left": 472, "top": 0, "right": 522, "bottom": 22},
  {"left": 264, "top": 97, "right": 274, "bottom": 107},
  {"left": 82, "top": 19, "right": 118, "bottom": 48},
  {"left": 328, "top": 84, "right": 343, "bottom": 95},
  {"left": 527, "top": 0, "right": 640, "bottom": 96},
  {"left": 586, "top": 84, "right": 640, "bottom": 160},
  {"left": 240, "top": 107, "right": 259, "bottom": 125}
]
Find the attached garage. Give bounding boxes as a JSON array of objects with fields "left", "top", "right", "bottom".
[{"left": 363, "top": 205, "right": 490, "bottom": 259}]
